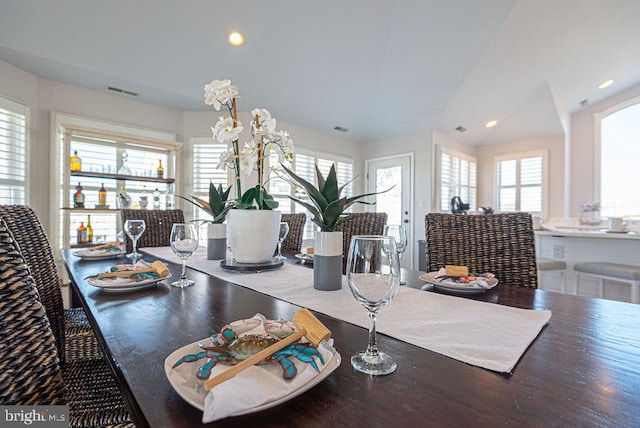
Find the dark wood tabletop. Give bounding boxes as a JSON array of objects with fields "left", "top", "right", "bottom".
[{"left": 62, "top": 249, "right": 640, "bottom": 428}]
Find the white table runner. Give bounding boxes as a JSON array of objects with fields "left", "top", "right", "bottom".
[{"left": 143, "top": 247, "right": 551, "bottom": 373}]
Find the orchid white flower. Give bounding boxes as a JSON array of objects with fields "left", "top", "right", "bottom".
[
  {"left": 216, "top": 150, "right": 232, "bottom": 170},
  {"left": 212, "top": 117, "right": 243, "bottom": 143},
  {"left": 204, "top": 79, "right": 240, "bottom": 111},
  {"left": 239, "top": 142, "right": 258, "bottom": 176},
  {"left": 251, "top": 108, "right": 277, "bottom": 135}
]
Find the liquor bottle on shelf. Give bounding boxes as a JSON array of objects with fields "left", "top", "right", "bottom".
[
  {"left": 77, "top": 222, "right": 88, "bottom": 244},
  {"left": 98, "top": 183, "right": 107, "bottom": 206},
  {"left": 157, "top": 159, "right": 164, "bottom": 179},
  {"left": 117, "top": 186, "right": 131, "bottom": 209},
  {"left": 70, "top": 150, "right": 82, "bottom": 172},
  {"left": 153, "top": 188, "right": 161, "bottom": 209},
  {"left": 73, "top": 183, "right": 85, "bottom": 208},
  {"left": 86, "top": 215, "right": 94, "bottom": 243}
]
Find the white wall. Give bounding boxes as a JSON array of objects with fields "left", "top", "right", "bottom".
[{"left": 476, "top": 135, "right": 565, "bottom": 218}]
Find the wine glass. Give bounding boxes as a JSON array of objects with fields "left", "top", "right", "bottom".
[
  {"left": 124, "top": 219, "right": 146, "bottom": 261},
  {"left": 384, "top": 224, "right": 408, "bottom": 285},
  {"left": 276, "top": 222, "right": 290, "bottom": 260},
  {"left": 346, "top": 235, "right": 400, "bottom": 375},
  {"left": 170, "top": 223, "right": 199, "bottom": 288}
]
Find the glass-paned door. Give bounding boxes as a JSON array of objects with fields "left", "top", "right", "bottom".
[{"left": 366, "top": 154, "right": 412, "bottom": 268}]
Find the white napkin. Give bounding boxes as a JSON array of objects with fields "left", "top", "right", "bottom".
[
  {"left": 202, "top": 315, "right": 335, "bottom": 422},
  {"left": 90, "top": 260, "right": 156, "bottom": 286}
]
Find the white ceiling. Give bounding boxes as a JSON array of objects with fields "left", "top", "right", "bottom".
[{"left": 1, "top": 0, "right": 639, "bottom": 145}]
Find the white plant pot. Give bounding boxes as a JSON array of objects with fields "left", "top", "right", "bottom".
[{"left": 227, "top": 209, "right": 282, "bottom": 263}]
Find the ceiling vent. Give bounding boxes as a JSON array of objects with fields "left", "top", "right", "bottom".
[
  {"left": 580, "top": 99, "right": 589, "bottom": 107},
  {"left": 333, "top": 126, "right": 349, "bottom": 132},
  {"left": 455, "top": 126, "right": 467, "bottom": 133},
  {"left": 107, "top": 86, "right": 139, "bottom": 97}
]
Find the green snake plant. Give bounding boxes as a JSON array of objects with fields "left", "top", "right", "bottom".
[
  {"left": 177, "top": 182, "right": 233, "bottom": 223},
  {"left": 282, "top": 163, "right": 388, "bottom": 232}
]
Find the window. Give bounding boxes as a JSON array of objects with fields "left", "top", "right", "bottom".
[
  {"left": 0, "top": 96, "right": 28, "bottom": 204},
  {"left": 599, "top": 101, "right": 640, "bottom": 218},
  {"left": 438, "top": 146, "right": 476, "bottom": 213},
  {"left": 192, "top": 137, "right": 229, "bottom": 222},
  {"left": 58, "top": 125, "right": 178, "bottom": 248},
  {"left": 268, "top": 150, "right": 354, "bottom": 240},
  {"left": 495, "top": 150, "right": 546, "bottom": 214}
]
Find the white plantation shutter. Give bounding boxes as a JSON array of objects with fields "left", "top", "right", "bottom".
[
  {"left": 193, "top": 141, "right": 228, "bottom": 222},
  {"left": 439, "top": 147, "right": 476, "bottom": 212},
  {"left": 0, "top": 97, "right": 28, "bottom": 204},
  {"left": 496, "top": 151, "right": 546, "bottom": 214}
]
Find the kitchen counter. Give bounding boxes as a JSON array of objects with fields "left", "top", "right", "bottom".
[{"left": 535, "top": 227, "right": 640, "bottom": 240}]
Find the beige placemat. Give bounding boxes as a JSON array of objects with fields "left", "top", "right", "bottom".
[{"left": 143, "top": 247, "right": 551, "bottom": 373}]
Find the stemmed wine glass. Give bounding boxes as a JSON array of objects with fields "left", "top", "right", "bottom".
[
  {"left": 124, "top": 219, "right": 146, "bottom": 261},
  {"left": 170, "top": 223, "right": 199, "bottom": 288},
  {"left": 346, "top": 235, "right": 400, "bottom": 375},
  {"left": 276, "top": 222, "right": 290, "bottom": 260},
  {"left": 383, "top": 224, "right": 408, "bottom": 285}
]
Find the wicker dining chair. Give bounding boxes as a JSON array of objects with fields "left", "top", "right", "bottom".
[
  {"left": 334, "top": 212, "right": 388, "bottom": 273},
  {"left": 120, "top": 209, "right": 185, "bottom": 253},
  {"left": 424, "top": 212, "right": 538, "bottom": 288},
  {"left": 0, "top": 219, "right": 66, "bottom": 405},
  {"left": 0, "top": 206, "right": 135, "bottom": 426},
  {"left": 281, "top": 213, "right": 307, "bottom": 253}
]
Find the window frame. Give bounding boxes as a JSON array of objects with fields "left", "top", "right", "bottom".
[
  {"left": 594, "top": 96, "right": 640, "bottom": 218},
  {"left": 0, "top": 95, "right": 30, "bottom": 205},
  {"left": 434, "top": 144, "right": 477, "bottom": 213},
  {"left": 493, "top": 149, "right": 548, "bottom": 216}
]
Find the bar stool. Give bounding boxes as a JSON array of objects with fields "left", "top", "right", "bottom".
[
  {"left": 537, "top": 259, "right": 567, "bottom": 293},
  {"left": 573, "top": 262, "right": 640, "bottom": 304}
]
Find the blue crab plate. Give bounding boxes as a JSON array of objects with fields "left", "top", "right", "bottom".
[{"left": 164, "top": 314, "right": 341, "bottom": 418}]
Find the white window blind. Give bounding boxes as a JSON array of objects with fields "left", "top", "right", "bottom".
[
  {"left": 496, "top": 151, "right": 545, "bottom": 214},
  {"left": 0, "top": 97, "right": 28, "bottom": 205},
  {"left": 439, "top": 147, "right": 476, "bottom": 212},
  {"left": 192, "top": 141, "right": 229, "bottom": 222}
]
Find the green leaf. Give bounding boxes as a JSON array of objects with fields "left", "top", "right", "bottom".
[
  {"left": 282, "top": 164, "right": 329, "bottom": 211},
  {"left": 321, "top": 164, "right": 339, "bottom": 202}
]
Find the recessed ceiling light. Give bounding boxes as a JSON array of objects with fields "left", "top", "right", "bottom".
[
  {"left": 228, "top": 31, "right": 244, "bottom": 46},
  {"left": 598, "top": 79, "right": 614, "bottom": 89},
  {"left": 485, "top": 120, "right": 498, "bottom": 128}
]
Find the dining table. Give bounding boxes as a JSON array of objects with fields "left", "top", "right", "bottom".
[{"left": 62, "top": 248, "right": 640, "bottom": 427}]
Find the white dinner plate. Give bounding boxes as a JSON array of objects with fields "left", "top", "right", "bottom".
[
  {"left": 73, "top": 249, "right": 126, "bottom": 260},
  {"left": 164, "top": 337, "right": 341, "bottom": 415},
  {"left": 294, "top": 253, "right": 314, "bottom": 263},
  {"left": 87, "top": 273, "right": 171, "bottom": 292},
  {"left": 419, "top": 271, "right": 498, "bottom": 294}
]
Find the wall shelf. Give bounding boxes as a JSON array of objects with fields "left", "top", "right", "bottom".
[{"left": 71, "top": 170, "right": 175, "bottom": 184}]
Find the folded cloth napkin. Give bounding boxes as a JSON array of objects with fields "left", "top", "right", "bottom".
[
  {"left": 88, "top": 260, "right": 162, "bottom": 285},
  {"left": 202, "top": 314, "right": 335, "bottom": 422},
  {"left": 92, "top": 240, "right": 123, "bottom": 250}
]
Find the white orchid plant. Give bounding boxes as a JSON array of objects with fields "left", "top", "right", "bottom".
[{"left": 205, "top": 79, "right": 294, "bottom": 210}]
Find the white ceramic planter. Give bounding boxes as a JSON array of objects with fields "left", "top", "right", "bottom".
[
  {"left": 207, "top": 223, "right": 227, "bottom": 260},
  {"left": 314, "top": 231, "right": 343, "bottom": 291},
  {"left": 227, "top": 209, "right": 282, "bottom": 263}
]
